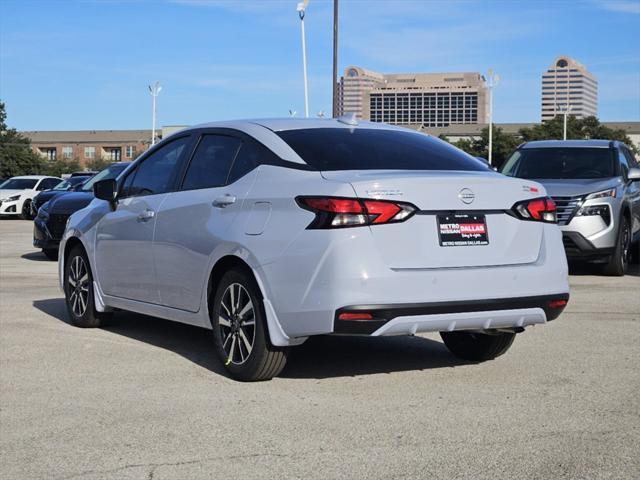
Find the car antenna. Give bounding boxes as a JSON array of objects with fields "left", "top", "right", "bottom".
[{"left": 337, "top": 113, "right": 358, "bottom": 126}]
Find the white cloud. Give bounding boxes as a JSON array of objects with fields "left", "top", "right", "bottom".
[{"left": 591, "top": 0, "right": 640, "bottom": 14}]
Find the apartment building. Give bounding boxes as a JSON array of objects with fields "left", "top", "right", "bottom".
[
  {"left": 541, "top": 56, "right": 598, "bottom": 121},
  {"left": 338, "top": 66, "right": 489, "bottom": 127}
]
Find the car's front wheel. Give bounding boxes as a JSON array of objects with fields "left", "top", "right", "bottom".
[
  {"left": 211, "top": 268, "right": 288, "bottom": 381},
  {"left": 602, "top": 216, "right": 630, "bottom": 276},
  {"left": 64, "top": 245, "right": 108, "bottom": 328},
  {"left": 20, "top": 200, "right": 33, "bottom": 220},
  {"left": 440, "top": 331, "right": 516, "bottom": 361}
]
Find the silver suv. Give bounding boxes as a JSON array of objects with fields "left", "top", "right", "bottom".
[{"left": 501, "top": 140, "right": 640, "bottom": 275}]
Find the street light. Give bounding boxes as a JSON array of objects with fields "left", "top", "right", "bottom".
[
  {"left": 558, "top": 103, "right": 573, "bottom": 140},
  {"left": 148, "top": 81, "right": 162, "bottom": 145},
  {"left": 297, "top": 0, "right": 310, "bottom": 118},
  {"left": 486, "top": 69, "right": 499, "bottom": 166}
]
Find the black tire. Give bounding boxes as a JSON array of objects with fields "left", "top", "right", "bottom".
[
  {"left": 20, "top": 200, "right": 33, "bottom": 220},
  {"left": 440, "top": 331, "right": 516, "bottom": 361},
  {"left": 211, "top": 268, "right": 288, "bottom": 381},
  {"left": 602, "top": 216, "right": 630, "bottom": 276},
  {"left": 43, "top": 248, "right": 58, "bottom": 261},
  {"left": 64, "top": 245, "right": 109, "bottom": 328}
]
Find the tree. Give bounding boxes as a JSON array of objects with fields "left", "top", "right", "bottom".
[
  {"left": 86, "top": 157, "right": 112, "bottom": 172},
  {"left": 518, "top": 115, "right": 637, "bottom": 153},
  {"left": 0, "top": 101, "right": 45, "bottom": 178},
  {"left": 442, "top": 126, "right": 521, "bottom": 168}
]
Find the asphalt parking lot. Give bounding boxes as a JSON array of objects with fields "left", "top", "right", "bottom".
[{"left": 1, "top": 219, "right": 639, "bottom": 480}]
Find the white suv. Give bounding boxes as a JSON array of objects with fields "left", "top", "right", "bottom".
[{"left": 59, "top": 119, "right": 570, "bottom": 381}]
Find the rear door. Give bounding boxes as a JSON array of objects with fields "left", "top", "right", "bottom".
[
  {"left": 153, "top": 130, "right": 260, "bottom": 312},
  {"left": 94, "top": 135, "right": 193, "bottom": 303}
]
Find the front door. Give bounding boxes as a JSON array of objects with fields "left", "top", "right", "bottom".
[{"left": 94, "top": 135, "right": 192, "bottom": 303}]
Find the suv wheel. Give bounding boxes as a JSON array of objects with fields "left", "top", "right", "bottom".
[
  {"left": 440, "top": 331, "right": 516, "bottom": 361},
  {"left": 64, "top": 246, "right": 109, "bottom": 327},
  {"left": 602, "top": 216, "right": 630, "bottom": 276},
  {"left": 211, "top": 268, "right": 288, "bottom": 381}
]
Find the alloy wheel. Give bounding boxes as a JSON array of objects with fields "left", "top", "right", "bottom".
[
  {"left": 219, "top": 283, "right": 256, "bottom": 365},
  {"left": 68, "top": 256, "right": 90, "bottom": 317},
  {"left": 621, "top": 222, "right": 630, "bottom": 269}
]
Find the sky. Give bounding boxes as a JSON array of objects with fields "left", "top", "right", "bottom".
[{"left": 1, "top": 0, "right": 639, "bottom": 131}]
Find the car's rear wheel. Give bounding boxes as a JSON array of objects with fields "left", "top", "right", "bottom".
[
  {"left": 64, "top": 245, "right": 108, "bottom": 328},
  {"left": 602, "top": 216, "right": 630, "bottom": 276},
  {"left": 211, "top": 268, "right": 288, "bottom": 381},
  {"left": 43, "top": 248, "right": 58, "bottom": 261},
  {"left": 20, "top": 200, "right": 33, "bottom": 220},
  {"left": 440, "top": 331, "right": 516, "bottom": 361}
]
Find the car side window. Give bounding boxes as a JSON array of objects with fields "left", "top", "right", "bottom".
[
  {"left": 227, "top": 140, "right": 264, "bottom": 184},
  {"left": 121, "top": 136, "right": 191, "bottom": 198},
  {"left": 618, "top": 149, "right": 630, "bottom": 179},
  {"left": 182, "top": 135, "right": 242, "bottom": 190},
  {"left": 37, "top": 178, "right": 55, "bottom": 190},
  {"left": 622, "top": 147, "right": 638, "bottom": 168}
]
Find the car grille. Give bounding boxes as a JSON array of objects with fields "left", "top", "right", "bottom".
[
  {"left": 47, "top": 214, "right": 70, "bottom": 239},
  {"left": 551, "top": 195, "right": 583, "bottom": 226}
]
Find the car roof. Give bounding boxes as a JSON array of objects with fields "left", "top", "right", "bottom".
[
  {"left": 9, "top": 175, "right": 59, "bottom": 180},
  {"left": 191, "top": 117, "right": 410, "bottom": 133},
  {"left": 521, "top": 139, "right": 618, "bottom": 149},
  {"left": 180, "top": 118, "right": 418, "bottom": 165}
]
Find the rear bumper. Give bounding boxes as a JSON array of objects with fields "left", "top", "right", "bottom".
[{"left": 334, "top": 294, "right": 569, "bottom": 335}]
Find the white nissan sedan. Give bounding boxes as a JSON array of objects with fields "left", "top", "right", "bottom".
[{"left": 58, "top": 118, "right": 569, "bottom": 381}]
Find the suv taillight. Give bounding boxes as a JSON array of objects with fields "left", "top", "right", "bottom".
[
  {"left": 512, "top": 197, "right": 557, "bottom": 223},
  {"left": 296, "top": 196, "right": 417, "bottom": 229}
]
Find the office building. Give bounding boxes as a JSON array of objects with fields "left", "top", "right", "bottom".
[
  {"left": 541, "top": 56, "right": 598, "bottom": 121},
  {"left": 338, "top": 66, "right": 489, "bottom": 127}
]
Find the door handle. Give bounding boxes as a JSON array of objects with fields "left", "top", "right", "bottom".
[
  {"left": 212, "top": 194, "right": 236, "bottom": 208},
  {"left": 137, "top": 209, "right": 156, "bottom": 222}
]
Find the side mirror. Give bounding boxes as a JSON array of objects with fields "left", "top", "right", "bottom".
[
  {"left": 93, "top": 179, "right": 117, "bottom": 209},
  {"left": 628, "top": 167, "right": 640, "bottom": 182}
]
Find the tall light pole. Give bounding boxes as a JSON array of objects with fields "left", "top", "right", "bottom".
[
  {"left": 486, "top": 69, "right": 500, "bottom": 166},
  {"left": 148, "top": 81, "right": 162, "bottom": 145},
  {"left": 332, "top": 0, "right": 339, "bottom": 118},
  {"left": 297, "top": 0, "right": 310, "bottom": 118},
  {"left": 559, "top": 103, "right": 572, "bottom": 140}
]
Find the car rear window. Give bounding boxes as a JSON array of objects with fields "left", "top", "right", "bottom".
[
  {"left": 501, "top": 147, "right": 616, "bottom": 179},
  {"left": 276, "top": 128, "right": 488, "bottom": 172}
]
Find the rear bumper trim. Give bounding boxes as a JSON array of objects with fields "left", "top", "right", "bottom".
[{"left": 334, "top": 293, "right": 569, "bottom": 335}]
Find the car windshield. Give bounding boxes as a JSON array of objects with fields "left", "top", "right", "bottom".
[
  {"left": 501, "top": 147, "right": 616, "bottom": 179},
  {"left": 81, "top": 164, "right": 128, "bottom": 192},
  {"left": 276, "top": 128, "right": 488, "bottom": 172},
  {"left": 0, "top": 178, "right": 38, "bottom": 190}
]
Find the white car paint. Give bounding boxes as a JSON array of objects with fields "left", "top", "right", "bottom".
[
  {"left": 59, "top": 119, "right": 569, "bottom": 350},
  {"left": 0, "top": 175, "right": 62, "bottom": 216}
]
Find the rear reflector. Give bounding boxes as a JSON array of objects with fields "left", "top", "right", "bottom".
[
  {"left": 548, "top": 299, "right": 568, "bottom": 309},
  {"left": 338, "top": 312, "right": 374, "bottom": 321}
]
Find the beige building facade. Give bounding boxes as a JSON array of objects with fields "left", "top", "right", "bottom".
[
  {"left": 338, "top": 66, "right": 489, "bottom": 127},
  {"left": 541, "top": 56, "right": 598, "bottom": 121}
]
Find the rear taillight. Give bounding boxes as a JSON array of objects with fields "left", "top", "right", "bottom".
[
  {"left": 512, "top": 197, "right": 557, "bottom": 223},
  {"left": 296, "top": 196, "right": 417, "bottom": 229}
]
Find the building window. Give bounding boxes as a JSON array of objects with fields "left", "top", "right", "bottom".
[
  {"left": 84, "top": 146, "right": 96, "bottom": 159},
  {"left": 62, "top": 146, "right": 73, "bottom": 159},
  {"left": 109, "top": 148, "right": 122, "bottom": 161},
  {"left": 45, "top": 148, "right": 56, "bottom": 161},
  {"left": 125, "top": 145, "right": 136, "bottom": 159}
]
